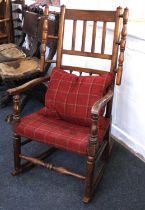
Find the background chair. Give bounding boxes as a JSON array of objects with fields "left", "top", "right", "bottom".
[
  {"left": 0, "top": 8, "right": 54, "bottom": 63},
  {"left": 0, "top": 1, "right": 40, "bottom": 65},
  {"left": 0, "top": 7, "right": 59, "bottom": 108},
  {"left": 7, "top": 6, "right": 129, "bottom": 203}
]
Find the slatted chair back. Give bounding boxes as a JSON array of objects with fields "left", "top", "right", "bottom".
[{"left": 42, "top": 6, "right": 128, "bottom": 85}]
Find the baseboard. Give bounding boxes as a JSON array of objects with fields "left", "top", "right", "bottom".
[{"left": 111, "top": 124, "right": 145, "bottom": 163}]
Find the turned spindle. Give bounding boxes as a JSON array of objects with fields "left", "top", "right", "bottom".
[
  {"left": 40, "top": 7, "right": 49, "bottom": 71},
  {"left": 116, "top": 8, "right": 129, "bottom": 85}
]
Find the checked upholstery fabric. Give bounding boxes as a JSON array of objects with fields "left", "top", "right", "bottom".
[{"left": 15, "top": 67, "right": 114, "bottom": 155}]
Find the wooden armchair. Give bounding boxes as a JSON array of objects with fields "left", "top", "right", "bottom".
[
  {"left": 0, "top": 8, "right": 59, "bottom": 108},
  {"left": 7, "top": 6, "right": 128, "bottom": 203},
  {"left": 0, "top": 8, "right": 58, "bottom": 62}
]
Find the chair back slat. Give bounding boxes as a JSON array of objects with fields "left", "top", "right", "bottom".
[
  {"left": 81, "top": 21, "right": 87, "bottom": 52},
  {"left": 45, "top": 60, "right": 56, "bottom": 64},
  {"left": 61, "top": 65, "right": 108, "bottom": 75},
  {"left": 62, "top": 49, "right": 112, "bottom": 60},
  {"left": 101, "top": 22, "right": 107, "bottom": 54},
  {"left": 72, "top": 20, "right": 77, "bottom": 50},
  {"left": 65, "top": 9, "right": 116, "bottom": 22},
  {"left": 91, "top": 21, "right": 97, "bottom": 53},
  {"left": 48, "top": 35, "right": 58, "bottom": 39}
]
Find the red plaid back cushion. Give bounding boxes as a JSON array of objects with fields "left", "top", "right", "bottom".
[{"left": 39, "top": 67, "right": 114, "bottom": 126}]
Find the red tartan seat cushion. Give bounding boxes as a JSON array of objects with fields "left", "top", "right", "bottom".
[
  {"left": 16, "top": 112, "right": 110, "bottom": 155},
  {"left": 40, "top": 67, "right": 114, "bottom": 126}
]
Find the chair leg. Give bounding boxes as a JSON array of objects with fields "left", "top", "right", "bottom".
[
  {"left": 83, "top": 155, "right": 95, "bottom": 203},
  {"left": 12, "top": 133, "right": 22, "bottom": 176}
]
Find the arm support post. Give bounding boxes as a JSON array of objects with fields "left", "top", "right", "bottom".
[{"left": 87, "top": 90, "right": 114, "bottom": 156}]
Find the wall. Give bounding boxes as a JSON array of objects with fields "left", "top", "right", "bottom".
[
  {"left": 60, "top": 0, "right": 145, "bottom": 159},
  {"left": 112, "top": 36, "right": 145, "bottom": 159}
]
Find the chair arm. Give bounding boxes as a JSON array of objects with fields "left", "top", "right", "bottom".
[
  {"left": 91, "top": 90, "right": 113, "bottom": 117},
  {"left": 87, "top": 90, "right": 113, "bottom": 156},
  {"left": 7, "top": 76, "right": 50, "bottom": 95}
]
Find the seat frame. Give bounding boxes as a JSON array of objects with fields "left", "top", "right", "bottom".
[{"left": 7, "top": 6, "right": 129, "bottom": 203}]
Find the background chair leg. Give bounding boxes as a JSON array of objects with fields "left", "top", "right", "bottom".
[
  {"left": 101, "top": 133, "right": 113, "bottom": 162},
  {"left": 101, "top": 141, "right": 110, "bottom": 162},
  {"left": 0, "top": 92, "right": 12, "bottom": 108},
  {"left": 83, "top": 155, "right": 95, "bottom": 203},
  {"left": 12, "top": 133, "right": 22, "bottom": 176}
]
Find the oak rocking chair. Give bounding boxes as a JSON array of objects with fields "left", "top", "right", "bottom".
[{"left": 7, "top": 6, "right": 128, "bottom": 203}]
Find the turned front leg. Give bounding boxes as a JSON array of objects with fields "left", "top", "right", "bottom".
[
  {"left": 83, "top": 114, "right": 99, "bottom": 203},
  {"left": 83, "top": 154, "right": 96, "bottom": 203},
  {"left": 12, "top": 133, "right": 21, "bottom": 175},
  {"left": 12, "top": 94, "right": 21, "bottom": 175}
]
